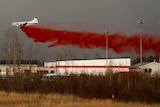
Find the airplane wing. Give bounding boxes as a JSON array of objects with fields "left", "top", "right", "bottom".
[{"left": 21, "top": 22, "right": 27, "bottom": 26}]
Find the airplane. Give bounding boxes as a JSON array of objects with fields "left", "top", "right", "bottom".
[
  {"left": 11, "top": 17, "right": 38, "bottom": 27},
  {"left": 137, "top": 21, "right": 144, "bottom": 24}
]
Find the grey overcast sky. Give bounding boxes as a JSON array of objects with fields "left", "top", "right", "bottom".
[{"left": 0, "top": 0, "right": 160, "bottom": 60}]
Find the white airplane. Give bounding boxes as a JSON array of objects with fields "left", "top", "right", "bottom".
[{"left": 11, "top": 17, "right": 38, "bottom": 27}]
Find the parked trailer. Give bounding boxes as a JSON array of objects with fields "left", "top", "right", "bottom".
[{"left": 44, "top": 58, "right": 131, "bottom": 75}]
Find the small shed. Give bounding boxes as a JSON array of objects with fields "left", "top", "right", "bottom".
[{"left": 130, "top": 61, "right": 160, "bottom": 76}]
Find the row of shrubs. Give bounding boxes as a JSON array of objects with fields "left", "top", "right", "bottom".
[{"left": 0, "top": 73, "right": 159, "bottom": 103}]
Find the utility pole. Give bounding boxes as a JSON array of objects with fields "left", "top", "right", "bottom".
[
  {"left": 137, "top": 21, "right": 144, "bottom": 66},
  {"left": 105, "top": 30, "right": 109, "bottom": 72}
]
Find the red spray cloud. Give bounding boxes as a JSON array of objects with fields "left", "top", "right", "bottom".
[{"left": 20, "top": 26, "right": 160, "bottom": 55}]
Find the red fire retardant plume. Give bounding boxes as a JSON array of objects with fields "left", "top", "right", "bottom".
[{"left": 20, "top": 26, "right": 160, "bottom": 55}]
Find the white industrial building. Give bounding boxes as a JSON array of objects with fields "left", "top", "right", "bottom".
[{"left": 44, "top": 58, "right": 131, "bottom": 75}]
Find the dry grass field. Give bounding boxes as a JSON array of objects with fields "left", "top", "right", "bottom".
[{"left": 0, "top": 91, "right": 159, "bottom": 107}]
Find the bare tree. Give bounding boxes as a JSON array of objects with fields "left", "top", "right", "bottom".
[
  {"left": 83, "top": 53, "right": 88, "bottom": 60},
  {"left": 54, "top": 49, "right": 63, "bottom": 61},
  {"left": 63, "top": 47, "right": 75, "bottom": 60},
  {"left": 1, "top": 28, "right": 23, "bottom": 73},
  {"left": 55, "top": 47, "right": 75, "bottom": 61},
  {"left": 95, "top": 53, "right": 101, "bottom": 59}
]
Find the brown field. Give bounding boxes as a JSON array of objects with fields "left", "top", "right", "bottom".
[{"left": 0, "top": 91, "right": 159, "bottom": 107}]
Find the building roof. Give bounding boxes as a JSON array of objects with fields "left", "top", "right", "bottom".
[
  {"left": 47, "top": 57, "right": 131, "bottom": 62},
  {"left": 129, "top": 62, "right": 150, "bottom": 69},
  {"left": 139, "top": 62, "right": 160, "bottom": 68}
]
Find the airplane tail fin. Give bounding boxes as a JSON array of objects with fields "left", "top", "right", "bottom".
[{"left": 32, "top": 17, "right": 38, "bottom": 24}]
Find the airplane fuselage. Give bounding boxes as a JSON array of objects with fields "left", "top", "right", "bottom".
[{"left": 11, "top": 17, "right": 38, "bottom": 27}]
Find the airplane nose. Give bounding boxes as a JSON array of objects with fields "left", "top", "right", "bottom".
[
  {"left": 11, "top": 22, "right": 15, "bottom": 26},
  {"left": 11, "top": 22, "right": 17, "bottom": 26}
]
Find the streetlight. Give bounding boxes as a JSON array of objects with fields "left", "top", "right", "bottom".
[
  {"left": 105, "top": 30, "right": 109, "bottom": 72},
  {"left": 137, "top": 21, "right": 144, "bottom": 66}
]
